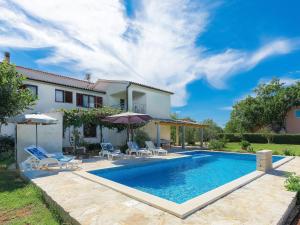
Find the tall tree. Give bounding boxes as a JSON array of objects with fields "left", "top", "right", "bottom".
[
  {"left": 202, "top": 119, "right": 223, "bottom": 141},
  {"left": 225, "top": 78, "right": 300, "bottom": 132},
  {"left": 0, "top": 61, "right": 36, "bottom": 133}
]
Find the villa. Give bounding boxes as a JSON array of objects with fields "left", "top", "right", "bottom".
[{"left": 1, "top": 53, "right": 205, "bottom": 163}]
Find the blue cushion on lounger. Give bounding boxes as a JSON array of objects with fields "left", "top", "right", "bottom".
[{"left": 26, "top": 146, "right": 48, "bottom": 160}]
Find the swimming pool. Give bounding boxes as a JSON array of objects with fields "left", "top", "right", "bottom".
[{"left": 89, "top": 151, "right": 284, "bottom": 204}]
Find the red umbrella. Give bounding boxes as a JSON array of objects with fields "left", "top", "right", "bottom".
[{"left": 103, "top": 112, "right": 152, "bottom": 141}]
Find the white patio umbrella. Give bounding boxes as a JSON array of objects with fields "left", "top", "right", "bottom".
[{"left": 12, "top": 113, "right": 58, "bottom": 147}]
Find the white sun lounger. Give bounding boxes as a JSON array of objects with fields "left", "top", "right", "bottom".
[
  {"left": 127, "top": 141, "right": 152, "bottom": 157},
  {"left": 22, "top": 145, "right": 78, "bottom": 170},
  {"left": 100, "top": 143, "right": 124, "bottom": 160},
  {"left": 145, "top": 141, "right": 168, "bottom": 155}
]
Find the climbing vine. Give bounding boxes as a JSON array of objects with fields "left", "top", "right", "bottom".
[{"left": 61, "top": 107, "right": 146, "bottom": 143}]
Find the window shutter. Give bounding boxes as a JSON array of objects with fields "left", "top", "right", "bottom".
[
  {"left": 95, "top": 97, "right": 103, "bottom": 108},
  {"left": 65, "top": 91, "right": 73, "bottom": 103},
  {"left": 76, "top": 93, "right": 83, "bottom": 106}
]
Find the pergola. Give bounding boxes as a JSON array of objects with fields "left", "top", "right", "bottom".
[{"left": 153, "top": 118, "right": 208, "bottom": 149}]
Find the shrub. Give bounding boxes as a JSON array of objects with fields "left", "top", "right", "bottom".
[
  {"left": 247, "top": 146, "right": 255, "bottom": 153},
  {"left": 258, "top": 126, "right": 275, "bottom": 144},
  {"left": 120, "top": 144, "right": 128, "bottom": 154},
  {"left": 134, "top": 129, "right": 150, "bottom": 148},
  {"left": 272, "top": 150, "right": 279, "bottom": 155},
  {"left": 0, "top": 135, "right": 14, "bottom": 149},
  {"left": 85, "top": 143, "right": 101, "bottom": 151},
  {"left": 220, "top": 133, "right": 300, "bottom": 144},
  {"left": 208, "top": 139, "right": 226, "bottom": 150},
  {"left": 240, "top": 140, "right": 251, "bottom": 150},
  {"left": 219, "top": 133, "right": 241, "bottom": 142},
  {"left": 283, "top": 149, "right": 295, "bottom": 156},
  {"left": 0, "top": 135, "right": 15, "bottom": 163},
  {"left": 284, "top": 172, "right": 300, "bottom": 203}
]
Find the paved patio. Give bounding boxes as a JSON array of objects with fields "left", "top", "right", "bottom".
[{"left": 23, "top": 154, "right": 300, "bottom": 225}]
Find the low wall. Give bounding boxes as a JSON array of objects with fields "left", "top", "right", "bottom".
[{"left": 17, "top": 112, "right": 63, "bottom": 164}]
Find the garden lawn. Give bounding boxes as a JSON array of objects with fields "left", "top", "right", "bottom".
[
  {"left": 224, "top": 142, "right": 300, "bottom": 156},
  {"left": 0, "top": 171, "right": 60, "bottom": 225}
]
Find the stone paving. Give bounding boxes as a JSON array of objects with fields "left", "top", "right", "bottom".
[{"left": 24, "top": 154, "right": 300, "bottom": 225}]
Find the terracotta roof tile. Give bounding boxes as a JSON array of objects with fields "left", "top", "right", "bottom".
[{"left": 16, "top": 66, "right": 105, "bottom": 94}]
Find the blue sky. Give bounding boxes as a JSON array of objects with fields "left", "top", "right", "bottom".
[{"left": 1, "top": 0, "right": 300, "bottom": 126}]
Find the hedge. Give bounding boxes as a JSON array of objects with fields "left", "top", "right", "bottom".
[{"left": 219, "top": 133, "right": 300, "bottom": 144}]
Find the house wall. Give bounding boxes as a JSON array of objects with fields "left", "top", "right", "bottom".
[
  {"left": 128, "top": 84, "right": 171, "bottom": 119},
  {"left": 2, "top": 77, "right": 172, "bottom": 159},
  {"left": 141, "top": 121, "right": 171, "bottom": 143},
  {"left": 2, "top": 79, "right": 108, "bottom": 145},
  {"left": 63, "top": 126, "right": 127, "bottom": 147},
  {"left": 285, "top": 106, "right": 300, "bottom": 133},
  {"left": 16, "top": 112, "right": 63, "bottom": 163},
  {"left": 94, "top": 80, "right": 128, "bottom": 108},
  {"left": 22, "top": 79, "right": 106, "bottom": 113}
]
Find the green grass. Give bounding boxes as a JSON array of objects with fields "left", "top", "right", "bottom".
[
  {"left": 0, "top": 171, "right": 60, "bottom": 225},
  {"left": 224, "top": 142, "right": 300, "bottom": 156}
]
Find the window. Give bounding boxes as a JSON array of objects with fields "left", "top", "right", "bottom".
[
  {"left": 65, "top": 91, "right": 73, "bottom": 103},
  {"left": 83, "top": 95, "right": 89, "bottom": 107},
  {"left": 89, "top": 96, "right": 95, "bottom": 108},
  {"left": 55, "top": 90, "right": 64, "bottom": 102},
  {"left": 295, "top": 110, "right": 300, "bottom": 118},
  {"left": 95, "top": 97, "right": 103, "bottom": 108},
  {"left": 24, "top": 84, "right": 38, "bottom": 96},
  {"left": 55, "top": 89, "right": 73, "bottom": 103},
  {"left": 76, "top": 93, "right": 102, "bottom": 108},
  {"left": 120, "top": 99, "right": 125, "bottom": 110},
  {"left": 83, "top": 123, "right": 97, "bottom": 138}
]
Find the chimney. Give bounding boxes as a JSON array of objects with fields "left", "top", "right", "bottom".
[
  {"left": 85, "top": 73, "right": 91, "bottom": 82},
  {"left": 4, "top": 52, "right": 10, "bottom": 63}
]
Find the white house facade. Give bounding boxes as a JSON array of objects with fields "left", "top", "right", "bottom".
[{"left": 1, "top": 54, "right": 173, "bottom": 158}]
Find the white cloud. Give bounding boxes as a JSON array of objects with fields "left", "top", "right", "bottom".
[
  {"left": 0, "top": 0, "right": 299, "bottom": 106},
  {"left": 219, "top": 106, "right": 233, "bottom": 111}
]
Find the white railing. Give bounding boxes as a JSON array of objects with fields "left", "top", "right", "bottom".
[
  {"left": 110, "top": 104, "right": 126, "bottom": 111},
  {"left": 133, "top": 103, "right": 146, "bottom": 113}
]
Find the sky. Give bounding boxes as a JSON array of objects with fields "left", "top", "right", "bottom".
[{"left": 0, "top": 0, "right": 300, "bottom": 126}]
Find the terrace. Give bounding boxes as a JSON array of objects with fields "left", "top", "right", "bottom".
[{"left": 22, "top": 151, "right": 300, "bottom": 225}]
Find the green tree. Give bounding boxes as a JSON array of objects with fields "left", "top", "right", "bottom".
[
  {"left": 225, "top": 78, "right": 300, "bottom": 132},
  {"left": 258, "top": 126, "right": 275, "bottom": 144},
  {"left": 202, "top": 119, "right": 223, "bottom": 141},
  {"left": 0, "top": 61, "right": 36, "bottom": 133}
]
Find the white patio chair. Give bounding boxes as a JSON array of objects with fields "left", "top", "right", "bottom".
[
  {"left": 100, "top": 143, "right": 124, "bottom": 160},
  {"left": 127, "top": 141, "right": 152, "bottom": 157},
  {"left": 145, "top": 141, "right": 168, "bottom": 155}
]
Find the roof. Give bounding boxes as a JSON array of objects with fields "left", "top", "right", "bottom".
[
  {"left": 16, "top": 66, "right": 106, "bottom": 94},
  {"left": 153, "top": 118, "right": 208, "bottom": 128},
  {"left": 95, "top": 79, "right": 174, "bottom": 94},
  {"left": 15, "top": 65, "right": 173, "bottom": 95},
  {"left": 129, "top": 81, "right": 174, "bottom": 95}
]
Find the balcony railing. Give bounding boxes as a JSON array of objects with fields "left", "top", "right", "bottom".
[
  {"left": 133, "top": 103, "right": 146, "bottom": 114},
  {"left": 111, "top": 103, "right": 146, "bottom": 113},
  {"left": 110, "top": 104, "right": 126, "bottom": 111}
]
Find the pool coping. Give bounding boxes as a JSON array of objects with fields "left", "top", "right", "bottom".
[{"left": 74, "top": 153, "right": 294, "bottom": 219}]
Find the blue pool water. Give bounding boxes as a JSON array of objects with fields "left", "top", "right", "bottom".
[{"left": 89, "top": 151, "right": 284, "bottom": 204}]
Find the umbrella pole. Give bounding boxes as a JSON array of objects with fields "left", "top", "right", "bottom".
[
  {"left": 127, "top": 123, "right": 130, "bottom": 141},
  {"left": 36, "top": 124, "right": 38, "bottom": 147}
]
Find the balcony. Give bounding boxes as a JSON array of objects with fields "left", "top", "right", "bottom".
[
  {"left": 110, "top": 104, "right": 126, "bottom": 111},
  {"left": 133, "top": 103, "right": 146, "bottom": 114}
]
